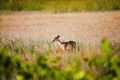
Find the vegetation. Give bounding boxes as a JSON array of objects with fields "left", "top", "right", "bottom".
[
  {"left": 0, "top": 18, "right": 2, "bottom": 24},
  {"left": 0, "top": 36, "right": 120, "bottom": 80},
  {"left": 0, "top": 0, "right": 120, "bottom": 13}
]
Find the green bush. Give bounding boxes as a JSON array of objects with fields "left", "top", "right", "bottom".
[
  {"left": 85, "top": 39, "right": 120, "bottom": 80},
  {"left": 0, "top": 0, "right": 120, "bottom": 12},
  {"left": 0, "top": 47, "right": 85, "bottom": 80}
]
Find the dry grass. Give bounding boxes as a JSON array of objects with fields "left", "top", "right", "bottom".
[{"left": 0, "top": 11, "right": 120, "bottom": 46}]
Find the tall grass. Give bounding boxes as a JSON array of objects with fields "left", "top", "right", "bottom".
[
  {"left": 0, "top": 36, "right": 91, "bottom": 68},
  {"left": 0, "top": 0, "right": 120, "bottom": 13},
  {"left": 0, "top": 37, "right": 120, "bottom": 80}
]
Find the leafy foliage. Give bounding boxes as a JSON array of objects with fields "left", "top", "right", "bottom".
[
  {"left": 0, "top": 47, "right": 85, "bottom": 80},
  {"left": 0, "top": 0, "right": 120, "bottom": 12},
  {"left": 85, "top": 39, "right": 120, "bottom": 80}
]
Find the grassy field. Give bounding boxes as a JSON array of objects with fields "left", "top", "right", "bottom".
[
  {"left": 0, "top": 0, "right": 120, "bottom": 13},
  {"left": 0, "top": 11, "right": 120, "bottom": 46},
  {"left": 0, "top": 11, "right": 120, "bottom": 80},
  {"left": 0, "top": 11, "right": 120, "bottom": 62}
]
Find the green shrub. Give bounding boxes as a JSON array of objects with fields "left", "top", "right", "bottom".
[
  {"left": 85, "top": 39, "right": 120, "bottom": 80},
  {"left": 0, "top": 47, "right": 85, "bottom": 80},
  {"left": 0, "top": 0, "right": 120, "bottom": 12}
]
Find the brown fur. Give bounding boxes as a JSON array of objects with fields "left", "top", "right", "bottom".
[{"left": 53, "top": 35, "right": 76, "bottom": 51}]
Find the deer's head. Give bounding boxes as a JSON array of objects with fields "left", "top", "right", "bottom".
[{"left": 52, "top": 35, "right": 60, "bottom": 42}]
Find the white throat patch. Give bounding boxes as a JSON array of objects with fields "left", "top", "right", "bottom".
[{"left": 57, "top": 41, "right": 65, "bottom": 50}]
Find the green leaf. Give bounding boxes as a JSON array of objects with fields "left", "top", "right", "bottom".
[
  {"left": 101, "top": 38, "right": 113, "bottom": 57},
  {"left": 17, "top": 75, "right": 24, "bottom": 80},
  {"left": 74, "top": 70, "right": 85, "bottom": 80}
]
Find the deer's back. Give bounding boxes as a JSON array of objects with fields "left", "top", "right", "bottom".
[{"left": 62, "top": 41, "right": 76, "bottom": 50}]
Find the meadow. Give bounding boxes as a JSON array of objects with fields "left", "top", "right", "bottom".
[
  {"left": 0, "top": 11, "right": 120, "bottom": 80},
  {"left": 0, "top": 7, "right": 120, "bottom": 80}
]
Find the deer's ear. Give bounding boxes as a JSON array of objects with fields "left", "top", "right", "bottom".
[{"left": 57, "top": 35, "right": 60, "bottom": 38}]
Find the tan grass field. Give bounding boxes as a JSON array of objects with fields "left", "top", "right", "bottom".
[
  {"left": 0, "top": 11, "right": 120, "bottom": 46},
  {"left": 0, "top": 11, "right": 120, "bottom": 68}
]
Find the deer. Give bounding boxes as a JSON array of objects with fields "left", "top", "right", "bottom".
[{"left": 52, "top": 35, "right": 76, "bottom": 51}]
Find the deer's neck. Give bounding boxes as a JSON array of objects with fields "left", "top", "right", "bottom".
[
  {"left": 57, "top": 40, "right": 65, "bottom": 50},
  {"left": 57, "top": 40, "right": 62, "bottom": 46}
]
